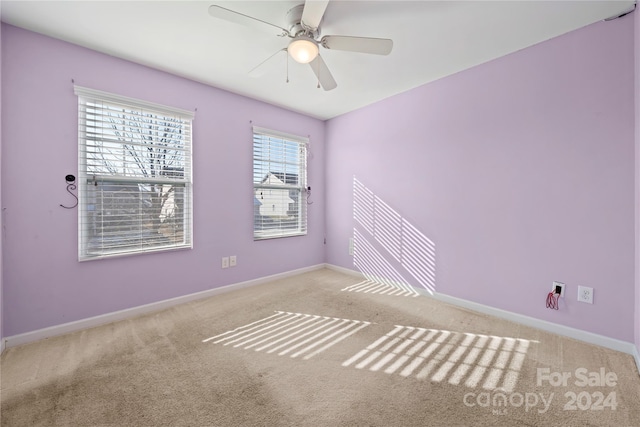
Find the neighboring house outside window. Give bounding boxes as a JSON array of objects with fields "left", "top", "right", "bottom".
[
  {"left": 253, "top": 127, "right": 308, "bottom": 239},
  {"left": 75, "top": 86, "right": 194, "bottom": 260}
]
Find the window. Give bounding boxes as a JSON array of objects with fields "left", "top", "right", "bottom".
[
  {"left": 75, "top": 86, "right": 193, "bottom": 260},
  {"left": 253, "top": 126, "right": 308, "bottom": 239}
]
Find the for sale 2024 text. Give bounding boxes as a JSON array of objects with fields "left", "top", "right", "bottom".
[{"left": 537, "top": 367, "right": 618, "bottom": 411}]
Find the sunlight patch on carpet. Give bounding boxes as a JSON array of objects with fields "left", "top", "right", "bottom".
[
  {"left": 341, "top": 279, "right": 419, "bottom": 297},
  {"left": 342, "top": 325, "right": 533, "bottom": 392},
  {"left": 203, "top": 311, "right": 371, "bottom": 360}
]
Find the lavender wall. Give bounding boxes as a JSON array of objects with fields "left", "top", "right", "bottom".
[
  {"left": 1, "top": 24, "right": 326, "bottom": 337},
  {"left": 326, "top": 17, "right": 636, "bottom": 341}
]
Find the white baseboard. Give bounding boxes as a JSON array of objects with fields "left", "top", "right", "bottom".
[
  {"left": 327, "top": 264, "right": 640, "bottom": 373},
  {"left": 3, "top": 264, "right": 325, "bottom": 349},
  {"left": 326, "top": 263, "right": 368, "bottom": 278},
  {"left": 428, "top": 290, "right": 638, "bottom": 356}
]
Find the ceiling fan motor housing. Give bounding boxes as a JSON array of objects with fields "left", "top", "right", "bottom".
[{"left": 286, "top": 4, "right": 319, "bottom": 38}]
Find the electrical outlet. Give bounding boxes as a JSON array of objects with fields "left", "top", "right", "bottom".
[
  {"left": 230, "top": 255, "right": 237, "bottom": 267},
  {"left": 221, "top": 257, "right": 229, "bottom": 269},
  {"left": 552, "top": 281, "right": 565, "bottom": 298},
  {"left": 349, "top": 238, "right": 354, "bottom": 256},
  {"left": 577, "top": 286, "right": 593, "bottom": 304}
]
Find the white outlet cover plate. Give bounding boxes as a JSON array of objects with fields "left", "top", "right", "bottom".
[{"left": 577, "top": 285, "right": 593, "bottom": 304}]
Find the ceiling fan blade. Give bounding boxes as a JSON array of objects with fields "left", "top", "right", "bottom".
[
  {"left": 301, "top": 0, "right": 330, "bottom": 30},
  {"left": 309, "top": 55, "right": 337, "bottom": 91},
  {"left": 321, "top": 35, "right": 393, "bottom": 55},
  {"left": 249, "top": 49, "right": 287, "bottom": 77},
  {"left": 208, "top": 5, "right": 289, "bottom": 36}
]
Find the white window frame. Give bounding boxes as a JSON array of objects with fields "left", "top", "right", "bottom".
[
  {"left": 253, "top": 126, "right": 308, "bottom": 240},
  {"left": 75, "top": 86, "right": 194, "bottom": 260}
]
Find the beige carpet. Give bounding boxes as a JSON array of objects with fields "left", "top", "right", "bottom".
[{"left": 1, "top": 268, "right": 639, "bottom": 426}]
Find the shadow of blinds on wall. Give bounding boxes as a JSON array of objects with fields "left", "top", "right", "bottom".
[{"left": 353, "top": 177, "right": 436, "bottom": 294}]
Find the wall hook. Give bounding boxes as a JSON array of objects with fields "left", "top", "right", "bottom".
[{"left": 60, "top": 174, "right": 78, "bottom": 209}]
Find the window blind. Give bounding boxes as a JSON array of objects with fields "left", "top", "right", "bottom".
[
  {"left": 75, "top": 86, "right": 194, "bottom": 260},
  {"left": 253, "top": 126, "right": 308, "bottom": 240}
]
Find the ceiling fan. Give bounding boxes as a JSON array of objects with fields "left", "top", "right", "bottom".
[{"left": 208, "top": 1, "right": 393, "bottom": 91}]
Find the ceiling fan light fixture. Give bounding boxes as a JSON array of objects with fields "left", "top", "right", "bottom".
[{"left": 288, "top": 37, "right": 319, "bottom": 64}]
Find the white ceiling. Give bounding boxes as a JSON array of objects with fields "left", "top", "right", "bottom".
[{"left": 1, "top": 1, "right": 636, "bottom": 120}]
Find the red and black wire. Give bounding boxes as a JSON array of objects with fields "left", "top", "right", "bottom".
[{"left": 546, "top": 290, "right": 560, "bottom": 310}]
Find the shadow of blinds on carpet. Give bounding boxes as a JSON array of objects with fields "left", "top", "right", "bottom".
[
  {"left": 203, "top": 311, "right": 371, "bottom": 360},
  {"left": 343, "top": 325, "right": 536, "bottom": 393}
]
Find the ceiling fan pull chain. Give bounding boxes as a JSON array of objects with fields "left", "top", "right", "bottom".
[
  {"left": 317, "top": 56, "right": 320, "bottom": 89},
  {"left": 286, "top": 52, "right": 290, "bottom": 83}
]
